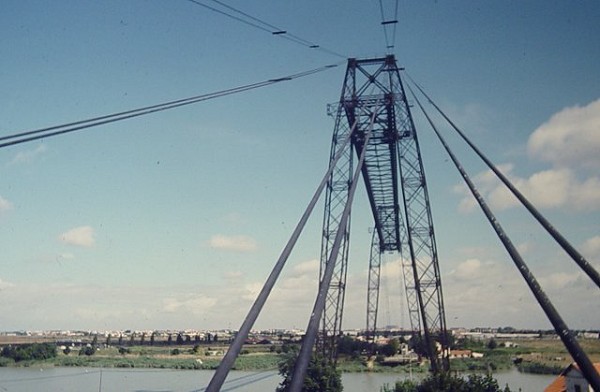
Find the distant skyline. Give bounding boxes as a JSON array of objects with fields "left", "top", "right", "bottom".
[{"left": 0, "top": 1, "right": 599, "bottom": 332}]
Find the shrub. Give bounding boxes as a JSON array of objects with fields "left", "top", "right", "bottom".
[
  {"left": 381, "top": 373, "right": 513, "bottom": 392},
  {"left": 1, "top": 343, "right": 57, "bottom": 362}
]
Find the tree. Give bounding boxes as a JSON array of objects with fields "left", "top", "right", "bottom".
[
  {"left": 408, "top": 334, "right": 427, "bottom": 357},
  {"left": 150, "top": 332, "right": 156, "bottom": 346},
  {"left": 106, "top": 334, "right": 112, "bottom": 347},
  {"left": 118, "top": 335, "right": 123, "bottom": 346},
  {"left": 381, "top": 373, "right": 513, "bottom": 392},
  {"left": 140, "top": 333, "right": 146, "bottom": 346},
  {"left": 176, "top": 333, "right": 184, "bottom": 345},
  {"left": 380, "top": 338, "right": 400, "bottom": 357},
  {"left": 79, "top": 346, "right": 95, "bottom": 356},
  {"left": 487, "top": 338, "right": 498, "bottom": 350},
  {"left": 1, "top": 343, "right": 57, "bottom": 362},
  {"left": 337, "top": 335, "right": 369, "bottom": 356},
  {"left": 276, "top": 351, "right": 343, "bottom": 392}
]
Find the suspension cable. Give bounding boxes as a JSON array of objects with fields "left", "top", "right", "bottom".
[
  {"left": 289, "top": 106, "right": 381, "bottom": 392},
  {"left": 406, "top": 73, "right": 600, "bottom": 290},
  {"left": 185, "top": 0, "right": 347, "bottom": 59},
  {"left": 205, "top": 116, "right": 361, "bottom": 392},
  {"left": 0, "top": 63, "right": 340, "bottom": 149},
  {"left": 408, "top": 83, "right": 600, "bottom": 391},
  {"left": 377, "top": 0, "right": 399, "bottom": 52}
]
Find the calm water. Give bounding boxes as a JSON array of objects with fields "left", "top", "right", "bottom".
[{"left": 0, "top": 367, "right": 555, "bottom": 391}]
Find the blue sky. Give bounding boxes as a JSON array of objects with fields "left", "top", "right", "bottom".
[{"left": 0, "top": 1, "right": 599, "bottom": 332}]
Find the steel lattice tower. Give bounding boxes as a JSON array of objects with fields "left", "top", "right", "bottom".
[{"left": 319, "top": 55, "right": 449, "bottom": 372}]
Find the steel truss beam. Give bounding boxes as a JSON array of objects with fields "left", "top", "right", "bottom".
[
  {"left": 366, "top": 229, "right": 382, "bottom": 349},
  {"left": 318, "top": 55, "right": 449, "bottom": 372}
]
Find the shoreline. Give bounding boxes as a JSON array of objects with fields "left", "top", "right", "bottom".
[
  {"left": 0, "top": 351, "right": 543, "bottom": 375},
  {"left": 3, "top": 337, "right": 598, "bottom": 376}
]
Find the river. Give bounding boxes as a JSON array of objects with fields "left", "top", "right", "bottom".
[{"left": 0, "top": 367, "right": 555, "bottom": 391}]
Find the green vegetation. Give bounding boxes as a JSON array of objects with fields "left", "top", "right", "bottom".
[
  {"left": 1, "top": 342, "right": 57, "bottom": 363},
  {"left": 0, "top": 336, "right": 597, "bottom": 380},
  {"left": 52, "top": 354, "right": 211, "bottom": 369},
  {"left": 517, "top": 362, "right": 563, "bottom": 375},
  {"left": 277, "top": 351, "right": 343, "bottom": 392},
  {"left": 231, "top": 353, "right": 283, "bottom": 370},
  {"left": 381, "top": 373, "right": 513, "bottom": 392}
]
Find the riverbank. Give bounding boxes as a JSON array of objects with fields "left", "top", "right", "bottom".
[
  {"left": 2, "top": 338, "right": 598, "bottom": 376},
  {"left": 0, "top": 364, "right": 560, "bottom": 392}
]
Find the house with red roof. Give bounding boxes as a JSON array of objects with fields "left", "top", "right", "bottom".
[{"left": 544, "top": 363, "right": 600, "bottom": 392}]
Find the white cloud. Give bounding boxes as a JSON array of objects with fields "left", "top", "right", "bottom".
[
  {"left": 443, "top": 257, "right": 543, "bottom": 326},
  {"left": 538, "top": 272, "right": 580, "bottom": 290},
  {"left": 8, "top": 144, "right": 47, "bottom": 165},
  {"left": 454, "top": 100, "right": 600, "bottom": 213},
  {"left": 163, "top": 295, "right": 218, "bottom": 314},
  {"left": 451, "top": 259, "right": 483, "bottom": 281},
  {"left": 582, "top": 236, "right": 600, "bottom": 272},
  {"left": 0, "top": 195, "right": 13, "bottom": 214},
  {"left": 516, "top": 241, "right": 536, "bottom": 256},
  {"left": 582, "top": 236, "right": 600, "bottom": 258},
  {"left": 223, "top": 270, "right": 243, "bottom": 280},
  {"left": 528, "top": 99, "right": 600, "bottom": 170},
  {"left": 441, "top": 101, "right": 497, "bottom": 135},
  {"left": 242, "top": 282, "right": 262, "bottom": 301},
  {"left": 0, "top": 278, "right": 15, "bottom": 290},
  {"left": 0, "top": 255, "right": 597, "bottom": 331},
  {"left": 208, "top": 234, "right": 258, "bottom": 252},
  {"left": 291, "top": 259, "right": 319, "bottom": 276},
  {"left": 439, "top": 248, "right": 600, "bottom": 329},
  {"left": 454, "top": 165, "right": 600, "bottom": 212},
  {"left": 59, "top": 226, "right": 95, "bottom": 247}
]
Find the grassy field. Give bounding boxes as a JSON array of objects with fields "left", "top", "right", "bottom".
[
  {"left": 511, "top": 338, "right": 600, "bottom": 374},
  {"left": 457, "top": 337, "right": 600, "bottom": 374},
  {"left": 2, "top": 338, "right": 599, "bottom": 375}
]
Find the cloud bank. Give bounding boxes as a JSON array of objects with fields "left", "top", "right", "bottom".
[
  {"left": 455, "top": 99, "right": 600, "bottom": 213},
  {"left": 0, "top": 196, "right": 12, "bottom": 214},
  {"left": 59, "top": 226, "right": 95, "bottom": 247},
  {"left": 208, "top": 234, "right": 258, "bottom": 252},
  {"left": 528, "top": 99, "right": 600, "bottom": 170}
]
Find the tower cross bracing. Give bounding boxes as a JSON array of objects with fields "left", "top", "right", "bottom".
[{"left": 319, "top": 55, "right": 449, "bottom": 371}]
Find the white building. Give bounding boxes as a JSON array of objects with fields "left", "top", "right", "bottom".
[{"left": 544, "top": 363, "right": 600, "bottom": 392}]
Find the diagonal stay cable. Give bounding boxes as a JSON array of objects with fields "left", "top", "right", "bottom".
[
  {"left": 406, "top": 73, "right": 600, "bottom": 289},
  {"left": 377, "top": 0, "right": 399, "bottom": 51},
  {"left": 205, "top": 114, "right": 362, "bottom": 392},
  {"left": 408, "top": 83, "right": 600, "bottom": 391},
  {"left": 0, "top": 63, "right": 340, "bottom": 149},
  {"left": 187, "top": 0, "right": 272, "bottom": 33},
  {"left": 186, "top": 0, "right": 347, "bottom": 59},
  {"left": 289, "top": 105, "right": 381, "bottom": 392},
  {"left": 390, "top": 0, "right": 399, "bottom": 50},
  {"left": 377, "top": 0, "right": 391, "bottom": 50}
]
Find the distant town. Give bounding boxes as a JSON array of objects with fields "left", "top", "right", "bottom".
[
  {"left": 2, "top": 325, "right": 599, "bottom": 392},
  {"left": 2, "top": 326, "right": 599, "bottom": 347}
]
